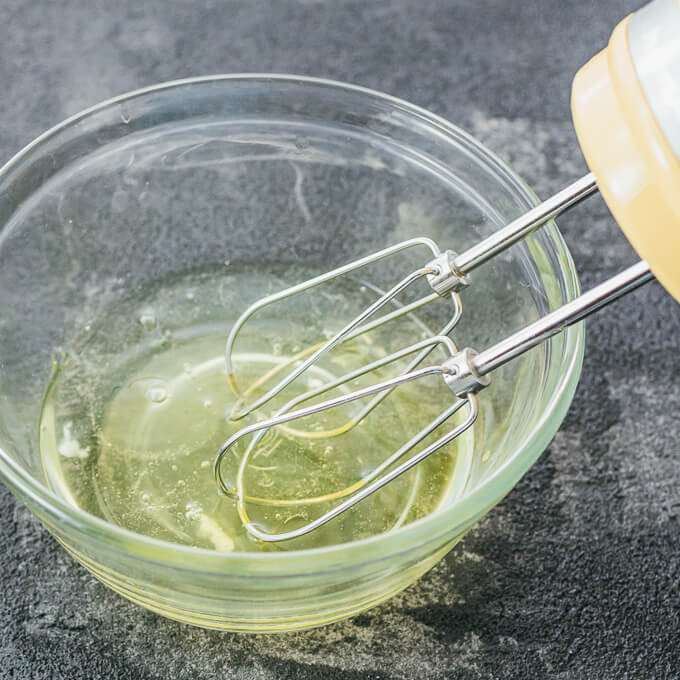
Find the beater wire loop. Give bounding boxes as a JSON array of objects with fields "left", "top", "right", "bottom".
[
  {"left": 214, "top": 335, "right": 481, "bottom": 539},
  {"left": 239, "top": 396, "right": 478, "bottom": 543}
]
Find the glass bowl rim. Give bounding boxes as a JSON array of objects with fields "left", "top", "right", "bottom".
[{"left": 0, "top": 73, "right": 585, "bottom": 572}]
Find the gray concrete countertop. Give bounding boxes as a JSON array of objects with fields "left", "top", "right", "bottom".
[{"left": 1, "top": 1, "right": 678, "bottom": 678}]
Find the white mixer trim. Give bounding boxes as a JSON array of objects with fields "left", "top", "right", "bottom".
[{"left": 629, "top": 0, "right": 680, "bottom": 160}]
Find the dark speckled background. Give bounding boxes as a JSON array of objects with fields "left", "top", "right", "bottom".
[{"left": 1, "top": 1, "right": 679, "bottom": 678}]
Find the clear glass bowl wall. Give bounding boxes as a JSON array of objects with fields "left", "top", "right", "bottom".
[{"left": 0, "top": 76, "right": 584, "bottom": 631}]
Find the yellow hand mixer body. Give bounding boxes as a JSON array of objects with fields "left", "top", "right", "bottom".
[{"left": 215, "top": 0, "right": 680, "bottom": 542}]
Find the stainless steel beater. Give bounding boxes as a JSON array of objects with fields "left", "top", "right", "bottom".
[
  {"left": 225, "top": 174, "right": 598, "bottom": 420},
  {"left": 216, "top": 258, "right": 652, "bottom": 542},
  {"left": 215, "top": 0, "right": 680, "bottom": 542}
]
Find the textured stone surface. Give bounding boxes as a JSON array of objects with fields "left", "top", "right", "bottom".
[{"left": 1, "top": 0, "right": 678, "bottom": 678}]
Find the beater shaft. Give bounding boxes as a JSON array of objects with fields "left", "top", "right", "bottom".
[
  {"left": 471, "top": 260, "right": 652, "bottom": 378},
  {"left": 453, "top": 172, "right": 598, "bottom": 274}
]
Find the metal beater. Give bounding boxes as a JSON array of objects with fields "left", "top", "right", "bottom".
[{"left": 214, "top": 0, "right": 680, "bottom": 541}]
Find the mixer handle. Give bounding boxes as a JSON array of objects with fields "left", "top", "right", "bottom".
[{"left": 572, "top": 0, "right": 680, "bottom": 303}]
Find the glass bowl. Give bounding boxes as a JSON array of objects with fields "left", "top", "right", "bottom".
[{"left": 0, "top": 75, "right": 584, "bottom": 631}]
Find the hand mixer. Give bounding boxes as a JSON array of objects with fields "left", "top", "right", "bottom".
[{"left": 214, "top": 0, "right": 680, "bottom": 542}]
